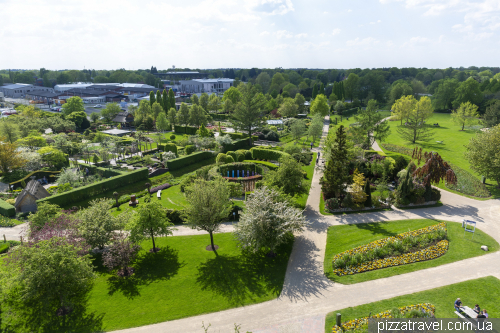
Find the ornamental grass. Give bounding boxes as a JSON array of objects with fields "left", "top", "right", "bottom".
[{"left": 332, "top": 303, "right": 435, "bottom": 333}]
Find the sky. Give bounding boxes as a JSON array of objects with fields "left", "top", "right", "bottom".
[{"left": 1, "top": 0, "right": 499, "bottom": 70}]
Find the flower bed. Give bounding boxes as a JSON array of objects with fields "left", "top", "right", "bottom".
[
  {"left": 332, "top": 223, "right": 448, "bottom": 276},
  {"left": 395, "top": 200, "right": 437, "bottom": 208},
  {"left": 149, "top": 183, "right": 171, "bottom": 193},
  {"left": 332, "top": 303, "right": 435, "bottom": 333}
]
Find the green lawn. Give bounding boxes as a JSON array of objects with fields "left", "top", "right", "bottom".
[
  {"left": 282, "top": 135, "right": 321, "bottom": 148},
  {"left": 294, "top": 153, "right": 317, "bottom": 209},
  {"left": 330, "top": 111, "right": 392, "bottom": 128},
  {"left": 323, "top": 219, "right": 499, "bottom": 284},
  {"left": 87, "top": 233, "right": 293, "bottom": 331},
  {"left": 325, "top": 276, "right": 500, "bottom": 332}
]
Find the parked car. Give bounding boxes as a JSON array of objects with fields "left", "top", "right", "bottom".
[{"left": 94, "top": 104, "right": 103, "bottom": 108}]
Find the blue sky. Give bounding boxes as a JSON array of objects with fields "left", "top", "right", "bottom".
[{"left": 1, "top": 0, "right": 499, "bottom": 69}]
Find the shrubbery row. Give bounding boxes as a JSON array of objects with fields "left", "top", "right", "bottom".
[
  {"left": 166, "top": 151, "right": 215, "bottom": 171},
  {"left": 0, "top": 199, "right": 16, "bottom": 217}
]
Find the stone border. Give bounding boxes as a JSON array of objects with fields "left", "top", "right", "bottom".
[{"left": 395, "top": 201, "right": 437, "bottom": 208}]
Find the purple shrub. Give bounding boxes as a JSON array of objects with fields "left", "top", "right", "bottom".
[{"left": 102, "top": 238, "right": 141, "bottom": 277}]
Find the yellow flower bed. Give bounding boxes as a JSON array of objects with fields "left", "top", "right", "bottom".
[
  {"left": 332, "top": 223, "right": 448, "bottom": 276},
  {"left": 332, "top": 303, "right": 436, "bottom": 333}
]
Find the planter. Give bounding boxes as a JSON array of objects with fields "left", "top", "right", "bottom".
[{"left": 396, "top": 201, "right": 437, "bottom": 208}]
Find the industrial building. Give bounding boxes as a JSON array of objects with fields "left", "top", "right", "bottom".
[
  {"left": 177, "top": 78, "right": 234, "bottom": 94},
  {"left": 0, "top": 83, "right": 54, "bottom": 98}
]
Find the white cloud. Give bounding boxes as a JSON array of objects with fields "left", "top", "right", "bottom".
[
  {"left": 346, "top": 37, "right": 379, "bottom": 46},
  {"left": 246, "top": 0, "right": 295, "bottom": 16},
  {"left": 347, "top": 9, "right": 353, "bottom": 12},
  {"left": 260, "top": 31, "right": 270, "bottom": 36},
  {"left": 370, "top": 20, "right": 382, "bottom": 24},
  {"left": 332, "top": 28, "right": 341, "bottom": 36},
  {"left": 276, "top": 30, "right": 293, "bottom": 39},
  {"left": 295, "top": 33, "right": 308, "bottom": 38}
]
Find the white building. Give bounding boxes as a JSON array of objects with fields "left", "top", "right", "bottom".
[
  {"left": 179, "top": 78, "right": 234, "bottom": 95},
  {"left": 54, "top": 82, "right": 155, "bottom": 92},
  {"left": 0, "top": 83, "right": 53, "bottom": 98}
]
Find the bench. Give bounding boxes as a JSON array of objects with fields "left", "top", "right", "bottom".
[
  {"left": 157, "top": 190, "right": 162, "bottom": 199},
  {"left": 454, "top": 311, "right": 465, "bottom": 319}
]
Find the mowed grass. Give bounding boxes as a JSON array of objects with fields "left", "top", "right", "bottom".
[
  {"left": 323, "top": 219, "right": 499, "bottom": 284},
  {"left": 295, "top": 153, "right": 317, "bottom": 209},
  {"left": 87, "top": 233, "right": 294, "bottom": 331},
  {"left": 325, "top": 276, "right": 500, "bottom": 331}
]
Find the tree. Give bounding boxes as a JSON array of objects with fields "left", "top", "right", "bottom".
[
  {"left": 234, "top": 186, "right": 306, "bottom": 257},
  {"left": 464, "top": 124, "right": 500, "bottom": 187},
  {"left": 0, "top": 120, "right": 20, "bottom": 143},
  {"left": 90, "top": 112, "right": 100, "bottom": 123},
  {"left": 162, "top": 89, "right": 170, "bottom": 112},
  {"left": 102, "top": 236, "right": 141, "bottom": 277},
  {"left": 156, "top": 112, "right": 169, "bottom": 133},
  {"left": 334, "top": 100, "right": 344, "bottom": 117},
  {"left": 183, "top": 178, "right": 232, "bottom": 254},
  {"left": 308, "top": 114, "right": 324, "bottom": 143},
  {"left": 149, "top": 91, "right": 155, "bottom": 107},
  {"left": 452, "top": 78, "right": 483, "bottom": 109},
  {"left": 232, "top": 84, "right": 266, "bottom": 144},
  {"left": 27, "top": 202, "right": 61, "bottom": 232},
  {"left": 290, "top": 119, "right": 306, "bottom": 142},
  {"left": 344, "top": 73, "right": 360, "bottom": 101},
  {"left": 167, "top": 107, "right": 177, "bottom": 128},
  {"left": 364, "top": 178, "right": 372, "bottom": 207},
  {"left": 67, "top": 111, "right": 90, "bottom": 131},
  {"left": 412, "top": 148, "right": 457, "bottom": 186},
  {"left": 189, "top": 104, "right": 208, "bottom": 127},
  {"left": 310, "top": 94, "right": 329, "bottom": 117},
  {"left": 411, "top": 79, "right": 426, "bottom": 98},
  {"left": 127, "top": 201, "right": 174, "bottom": 252},
  {"left": 351, "top": 99, "right": 391, "bottom": 146},
  {"left": 151, "top": 102, "right": 163, "bottom": 122},
  {"left": 0, "top": 238, "right": 94, "bottom": 331},
  {"left": 451, "top": 102, "right": 479, "bottom": 131},
  {"left": 199, "top": 93, "right": 209, "bottom": 112},
  {"left": 321, "top": 125, "right": 350, "bottom": 199},
  {"left": 312, "top": 84, "right": 318, "bottom": 99},
  {"left": 392, "top": 95, "right": 417, "bottom": 125},
  {"left": 389, "top": 82, "right": 413, "bottom": 105},
  {"left": 255, "top": 72, "right": 271, "bottom": 93},
  {"left": 177, "top": 102, "right": 190, "bottom": 127},
  {"left": 168, "top": 88, "right": 176, "bottom": 110},
  {"left": 222, "top": 86, "right": 242, "bottom": 106},
  {"left": 351, "top": 169, "right": 367, "bottom": 204},
  {"left": 0, "top": 137, "right": 26, "bottom": 174},
  {"left": 265, "top": 155, "right": 308, "bottom": 197},
  {"left": 433, "top": 79, "right": 459, "bottom": 110},
  {"left": 278, "top": 97, "right": 298, "bottom": 118},
  {"left": 100, "top": 103, "right": 121, "bottom": 122},
  {"left": 37, "top": 146, "right": 67, "bottom": 169},
  {"left": 294, "top": 93, "right": 306, "bottom": 113},
  {"left": 61, "top": 96, "right": 84, "bottom": 117},
  {"left": 17, "top": 133, "right": 47, "bottom": 150},
  {"left": 208, "top": 94, "right": 221, "bottom": 113},
  {"left": 396, "top": 96, "right": 434, "bottom": 143},
  {"left": 156, "top": 90, "right": 162, "bottom": 109},
  {"left": 77, "top": 199, "right": 122, "bottom": 250},
  {"left": 484, "top": 100, "right": 500, "bottom": 128},
  {"left": 191, "top": 94, "right": 199, "bottom": 105}
]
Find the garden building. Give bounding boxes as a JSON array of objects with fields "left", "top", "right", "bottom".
[{"left": 14, "top": 180, "right": 51, "bottom": 213}]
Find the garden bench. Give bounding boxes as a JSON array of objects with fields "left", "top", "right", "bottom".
[
  {"left": 157, "top": 190, "right": 162, "bottom": 199},
  {"left": 454, "top": 311, "right": 466, "bottom": 319}
]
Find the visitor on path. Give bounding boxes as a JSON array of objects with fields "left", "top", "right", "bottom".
[
  {"left": 454, "top": 298, "right": 462, "bottom": 311},
  {"left": 310, "top": 142, "right": 313, "bottom": 149},
  {"left": 474, "top": 304, "right": 481, "bottom": 314},
  {"left": 85, "top": 168, "right": 89, "bottom": 177}
]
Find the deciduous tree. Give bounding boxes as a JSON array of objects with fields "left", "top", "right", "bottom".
[
  {"left": 464, "top": 124, "right": 500, "bottom": 187},
  {"left": 278, "top": 97, "right": 298, "bottom": 118},
  {"left": 101, "top": 103, "right": 121, "bottom": 122},
  {"left": 168, "top": 107, "right": 177, "bottom": 128},
  {"left": 61, "top": 96, "right": 85, "bottom": 117},
  {"left": 451, "top": 102, "right": 479, "bottom": 131},
  {"left": 395, "top": 96, "right": 434, "bottom": 143},
  {"left": 264, "top": 155, "right": 307, "bottom": 197},
  {"left": 77, "top": 199, "right": 122, "bottom": 250},
  {"left": 310, "top": 94, "right": 329, "bottom": 117},
  {"left": 0, "top": 137, "right": 26, "bottom": 174},
  {"left": 484, "top": 100, "right": 500, "bottom": 128},
  {"left": 189, "top": 104, "right": 208, "bottom": 127}
]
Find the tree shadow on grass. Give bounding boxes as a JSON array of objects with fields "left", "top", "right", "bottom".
[
  {"left": 195, "top": 239, "right": 293, "bottom": 306},
  {"left": 107, "top": 246, "right": 183, "bottom": 299},
  {"left": 354, "top": 222, "right": 399, "bottom": 237}
]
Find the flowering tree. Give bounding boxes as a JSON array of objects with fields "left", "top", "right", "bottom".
[
  {"left": 234, "top": 186, "right": 307, "bottom": 257},
  {"left": 351, "top": 169, "right": 367, "bottom": 204},
  {"left": 412, "top": 148, "right": 457, "bottom": 186},
  {"left": 77, "top": 199, "right": 122, "bottom": 250},
  {"left": 102, "top": 236, "right": 141, "bottom": 277}
]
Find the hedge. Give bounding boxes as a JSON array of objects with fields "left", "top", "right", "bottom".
[
  {"left": 10, "top": 170, "right": 61, "bottom": 190},
  {"left": 0, "top": 199, "right": 16, "bottom": 217},
  {"left": 211, "top": 114, "right": 231, "bottom": 121},
  {"left": 223, "top": 138, "right": 251, "bottom": 153},
  {"left": 242, "top": 160, "right": 278, "bottom": 170},
  {"left": 166, "top": 151, "right": 215, "bottom": 171},
  {"left": 78, "top": 164, "right": 122, "bottom": 178},
  {"left": 37, "top": 168, "right": 149, "bottom": 207},
  {"left": 174, "top": 125, "right": 198, "bottom": 135},
  {"left": 226, "top": 132, "right": 259, "bottom": 141},
  {"left": 250, "top": 148, "right": 290, "bottom": 161},
  {"left": 158, "top": 143, "right": 178, "bottom": 155}
]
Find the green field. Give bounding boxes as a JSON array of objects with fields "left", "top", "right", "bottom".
[
  {"left": 323, "top": 219, "right": 499, "bottom": 284},
  {"left": 87, "top": 233, "right": 293, "bottom": 331},
  {"left": 325, "top": 276, "right": 500, "bottom": 332}
]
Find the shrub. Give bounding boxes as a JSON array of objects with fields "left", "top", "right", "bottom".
[
  {"left": 185, "top": 145, "right": 195, "bottom": 155},
  {"left": 166, "top": 151, "right": 214, "bottom": 171},
  {"left": 250, "top": 148, "right": 289, "bottom": 161},
  {"left": 5, "top": 199, "right": 15, "bottom": 205},
  {"left": 342, "top": 193, "right": 354, "bottom": 209},
  {"left": 169, "top": 134, "right": 175, "bottom": 140},
  {"left": 221, "top": 138, "right": 251, "bottom": 153},
  {"left": 431, "top": 188, "right": 441, "bottom": 201},
  {"left": 180, "top": 175, "right": 198, "bottom": 192},
  {"left": 216, "top": 153, "right": 227, "bottom": 164},
  {"left": 380, "top": 143, "right": 413, "bottom": 156},
  {"left": 234, "top": 151, "right": 245, "bottom": 162},
  {"left": 37, "top": 168, "right": 149, "bottom": 208},
  {"left": 445, "top": 164, "right": 490, "bottom": 198},
  {"left": 226, "top": 151, "right": 237, "bottom": 161},
  {"left": 0, "top": 199, "right": 16, "bottom": 217},
  {"left": 325, "top": 198, "right": 340, "bottom": 211},
  {"left": 228, "top": 182, "right": 243, "bottom": 197},
  {"left": 0, "top": 215, "right": 16, "bottom": 227},
  {"left": 158, "top": 143, "right": 178, "bottom": 155},
  {"left": 265, "top": 131, "right": 279, "bottom": 141},
  {"left": 242, "top": 160, "right": 278, "bottom": 170},
  {"left": 225, "top": 155, "right": 235, "bottom": 164}
]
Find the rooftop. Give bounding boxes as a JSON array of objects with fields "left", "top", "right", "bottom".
[
  {"left": 1, "top": 83, "right": 35, "bottom": 89},
  {"left": 101, "top": 129, "right": 132, "bottom": 136}
]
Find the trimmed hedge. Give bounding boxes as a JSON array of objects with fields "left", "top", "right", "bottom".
[
  {"left": 242, "top": 160, "right": 278, "bottom": 170},
  {"left": 211, "top": 114, "right": 231, "bottom": 121},
  {"left": 174, "top": 125, "right": 198, "bottom": 135},
  {"left": 166, "top": 151, "right": 215, "bottom": 171},
  {"left": 250, "top": 148, "right": 290, "bottom": 161},
  {"left": 226, "top": 132, "right": 259, "bottom": 141},
  {"left": 0, "top": 199, "right": 16, "bottom": 217},
  {"left": 37, "top": 168, "right": 149, "bottom": 207},
  {"left": 78, "top": 164, "right": 122, "bottom": 178},
  {"left": 10, "top": 170, "right": 61, "bottom": 190},
  {"left": 223, "top": 138, "right": 251, "bottom": 153},
  {"left": 158, "top": 143, "right": 178, "bottom": 155}
]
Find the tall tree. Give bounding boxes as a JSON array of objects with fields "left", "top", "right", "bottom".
[
  {"left": 167, "top": 107, "right": 177, "bottom": 129},
  {"left": 156, "top": 112, "right": 169, "bottom": 133},
  {"left": 0, "top": 137, "right": 26, "bottom": 174},
  {"left": 308, "top": 114, "right": 324, "bottom": 143},
  {"left": 344, "top": 73, "right": 360, "bottom": 101},
  {"left": 433, "top": 79, "right": 459, "bottom": 110},
  {"left": 294, "top": 93, "right": 306, "bottom": 113},
  {"left": 451, "top": 102, "right": 479, "bottom": 131},
  {"left": 149, "top": 91, "right": 156, "bottom": 107},
  {"left": 483, "top": 100, "right": 500, "bottom": 128},
  {"left": 464, "top": 124, "right": 500, "bottom": 187},
  {"left": 392, "top": 95, "right": 417, "bottom": 125},
  {"left": 127, "top": 201, "right": 174, "bottom": 252},
  {"left": 310, "top": 94, "right": 329, "bottom": 117},
  {"left": 191, "top": 94, "right": 199, "bottom": 105},
  {"left": 162, "top": 89, "right": 169, "bottom": 112},
  {"left": 351, "top": 99, "right": 391, "bottom": 146},
  {"left": 278, "top": 97, "right": 298, "bottom": 118},
  {"left": 290, "top": 119, "right": 306, "bottom": 142},
  {"left": 177, "top": 103, "right": 190, "bottom": 128},
  {"left": 452, "top": 78, "right": 483, "bottom": 108},
  {"left": 189, "top": 104, "right": 207, "bottom": 127},
  {"left": 232, "top": 84, "right": 266, "bottom": 144},
  {"left": 151, "top": 102, "right": 163, "bottom": 122},
  {"left": 312, "top": 84, "right": 318, "bottom": 99},
  {"left": 396, "top": 96, "right": 434, "bottom": 143},
  {"left": 61, "top": 96, "right": 84, "bottom": 117},
  {"left": 183, "top": 178, "right": 232, "bottom": 254},
  {"left": 77, "top": 199, "right": 121, "bottom": 250},
  {"left": 234, "top": 186, "right": 307, "bottom": 257},
  {"left": 156, "top": 90, "right": 162, "bottom": 109},
  {"left": 199, "top": 93, "right": 209, "bottom": 112},
  {"left": 207, "top": 94, "right": 221, "bottom": 113},
  {"left": 168, "top": 88, "right": 176, "bottom": 110},
  {"left": 321, "top": 125, "right": 350, "bottom": 199}
]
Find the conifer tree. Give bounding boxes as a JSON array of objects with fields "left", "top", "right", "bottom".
[
  {"left": 319, "top": 83, "right": 325, "bottom": 96},
  {"left": 156, "top": 90, "right": 162, "bottom": 109},
  {"left": 312, "top": 84, "right": 318, "bottom": 99},
  {"left": 364, "top": 179, "right": 372, "bottom": 207},
  {"left": 168, "top": 89, "right": 175, "bottom": 110},
  {"left": 162, "top": 89, "right": 169, "bottom": 112},
  {"left": 321, "top": 125, "right": 350, "bottom": 199},
  {"left": 149, "top": 91, "right": 155, "bottom": 107}
]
